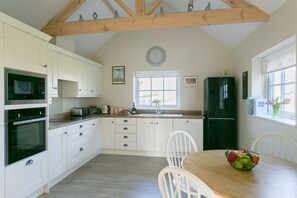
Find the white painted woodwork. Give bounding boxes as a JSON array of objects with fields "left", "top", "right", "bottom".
[
  {"left": 57, "top": 52, "right": 77, "bottom": 81},
  {"left": 68, "top": 142, "right": 92, "bottom": 169},
  {"left": 173, "top": 119, "right": 203, "bottom": 151},
  {"left": 67, "top": 119, "right": 93, "bottom": 135},
  {"left": 68, "top": 128, "right": 93, "bottom": 151},
  {"left": 137, "top": 118, "right": 155, "bottom": 152},
  {"left": 102, "top": 118, "right": 116, "bottom": 149},
  {"left": 0, "top": 21, "right": 3, "bottom": 37},
  {"left": 0, "top": 126, "right": 4, "bottom": 198},
  {"left": 5, "top": 152, "right": 47, "bottom": 198},
  {"left": 77, "top": 60, "right": 90, "bottom": 96},
  {"left": 47, "top": 48, "right": 58, "bottom": 97},
  {"left": 90, "top": 65, "right": 102, "bottom": 97},
  {"left": 90, "top": 119, "right": 101, "bottom": 153},
  {"left": 115, "top": 118, "right": 137, "bottom": 151},
  {"left": 48, "top": 127, "right": 68, "bottom": 181},
  {"left": 0, "top": 25, "right": 4, "bottom": 126},
  {"left": 154, "top": 119, "right": 173, "bottom": 152},
  {"left": 4, "top": 24, "right": 48, "bottom": 74}
]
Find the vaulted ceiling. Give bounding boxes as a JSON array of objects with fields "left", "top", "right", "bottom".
[{"left": 0, "top": 0, "right": 287, "bottom": 57}]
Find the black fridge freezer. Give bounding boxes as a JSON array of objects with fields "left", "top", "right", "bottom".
[{"left": 203, "top": 77, "right": 237, "bottom": 150}]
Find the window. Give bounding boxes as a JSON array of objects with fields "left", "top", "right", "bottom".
[
  {"left": 263, "top": 42, "right": 296, "bottom": 120},
  {"left": 134, "top": 71, "right": 180, "bottom": 109}
]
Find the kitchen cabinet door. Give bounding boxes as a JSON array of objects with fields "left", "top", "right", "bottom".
[
  {"left": 48, "top": 127, "right": 68, "bottom": 181},
  {"left": 57, "top": 53, "right": 77, "bottom": 81},
  {"left": 4, "top": 25, "right": 48, "bottom": 74},
  {"left": 154, "top": 119, "right": 173, "bottom": 153},
  {"left": 77, "top": 60, "right": 90, "bottom": 96},
  {"left": 47, "top": 48, "right": 58, "bottom": 97},
  {"left": 173, "top": 119, "right": 203, "bottom": 151},
  {"left": 5, "top": 152, "right": 47, "bottom": 198},
  {"left": 137, "top": 118, "right": 155, "bottom": 152},
  {"left": 90, "top": 66, "right": 102, "bottom": 97},
  {"left": 90, "top": 119, "right": 101, "bottom": 154},
  {"left": 102, "top": 118, "right": 116, "bottom": 149}
]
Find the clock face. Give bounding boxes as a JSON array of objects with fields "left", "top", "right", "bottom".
[{"left": 146, "top": 46, "right": 166, "bottom": 66}]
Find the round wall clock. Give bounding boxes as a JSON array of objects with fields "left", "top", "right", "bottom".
[{"left": 146, "top": 46, "right": 166, "bottom": 66}]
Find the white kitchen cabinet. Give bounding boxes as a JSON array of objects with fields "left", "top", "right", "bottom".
[
  {"left": 102, "top": 118, "right": 116, "bottom": 149},
  {"left": 48, "top": 127, "right": 68, "bottom": 181},
  {"left": 4, "top": 24, "right": 48, "bottom": 74},
  {"left": 5, "top": 152, "right": 47, "bottom": 198},
  {"left": 154, "top": 119, "right": 173, "bottom": 152},
  {"left": 47, "top": 48, "right": 58, "bottom": 97},
  {"left": 90, "top": 66, "right": 102, "bottom": 97},
  {"left": 173, "top": 119, "right": 203, "bottom": 151},
  {"left": 67, "top": 120, "right": 95, "bottom": 169},
  {"left": 77, "top": 60, "right": 90, "bottom": 96},
  {"left": 90, "top": 119, "right": 101, "bottom": 154},
  {"left": 137, "top": 118, "right": 173, "bottom": 153},
  {"left": 137, "top": 118, "right": 155, "bottom": 152},
  {"left": 57, "top": 53, "right": 77, "bottom": 81},
  {"left": 115, "top": 118, "right": 137, "bottom": 150}
]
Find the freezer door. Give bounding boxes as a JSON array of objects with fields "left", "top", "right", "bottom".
[
  {"left": 206, "top": 77, "right": 236, "bottom": 118},
  {"left": 203, "top": 119, "right": 237, "bottom": 150}
]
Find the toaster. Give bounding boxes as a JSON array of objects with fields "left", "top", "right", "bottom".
[{"left": 71, "top": 107, "right": 89, "bottom": 116}]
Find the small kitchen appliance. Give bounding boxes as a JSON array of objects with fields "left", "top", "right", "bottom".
[
  {"left": 102, "top": 105, "right": 110, "bottom": 114},
  {"left": 71, "top": 107, "right": 89, "bottom": 116}
]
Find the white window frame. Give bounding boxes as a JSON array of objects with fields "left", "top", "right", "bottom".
[{"left": 133, "top": 71, "right": 180, "bottom": 109}]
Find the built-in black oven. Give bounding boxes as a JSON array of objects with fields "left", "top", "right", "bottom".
[
  {"left": 4, "top": 107, "right": 46, "bottom": 165},
  {"left": 5, "top": 68, "right": 46, "bottom": 105}
]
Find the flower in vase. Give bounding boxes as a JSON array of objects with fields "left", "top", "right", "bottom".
[{"left": 266, "top": 96, "right": 290, "bottom": 117}]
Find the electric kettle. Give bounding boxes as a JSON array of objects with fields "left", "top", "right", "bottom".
[{"left": 102, "top": 105, "right": 110, "bottom": 114}]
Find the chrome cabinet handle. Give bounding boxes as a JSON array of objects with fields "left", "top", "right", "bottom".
[
  {"left": 123, "top": 136, "right": 128, "bottom": 139},
  {"left": 91, "top": 90, "right": 94, "bottom": 92},
  {"left": 80, "top": 125, "right": 83, "bottom": 128},
  {"left": 123, "top": 127, "right": 128, "bottom": 130},
  {"left": 123, "top": 120, "right": 128, "bottom": 122},
  {"left": 26, "top": 159, "right": 33, "bottom": 166},
  {"left": 186, "top": 120, "right": 189, "bottom": 123},
  {"left": 156, "top": 122, "right": 158, "bottom": 124},
  {"left": 111, "top": 121, "right": 114, "bottom": 123},
  {"left": 79, "top": 132, "right": 83, "bottom": 136},
  {"left": 53, "top": 87, "right": 58, "bottom": 89},
  {"left": 123, "top": 144, "right": 128, "bottom": 147},
  {"left": 78, "top": 89, "right": 82, "bottom": 91},
  {"left": 43, "top": 65, "right": 47, "bottom": 68},
  {"left": 64, "top": 132, "right": 67, "bottom": 135},
  {"left": 80, "top": 148, "right": 83, "bottom": 152},
  {"left": 93, "top": 123, "right": 95, "bottom": 126}
]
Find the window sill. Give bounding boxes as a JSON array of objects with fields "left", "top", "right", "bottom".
[{"left": 252, "top": 114, "right": 296, "bottom": 127}]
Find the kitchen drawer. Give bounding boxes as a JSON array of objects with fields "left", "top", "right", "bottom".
[
  {"left": 173, "top": 119, "right": 200, "bottom": 125},
  {"left": 68, "top": 129, "right": 93, "bottom": 151},
  {"left": 116, "top": 133, "right": 137, "bottom": 141},
  {"left": 115, "top": 118, "right": 136, "bottom": 125},
  {"left": 67, "top": 120, "right": 93, "bottom": 135},
  {"left": 68, "top": 142, "right": 91, "bottom": 169},
  {"left": 116, "top": 141, "right": 136, "bottom": 150},
  {"left": 116, "top": 125, "right": 136, "bottom": 133}
]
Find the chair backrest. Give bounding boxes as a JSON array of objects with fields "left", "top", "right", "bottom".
[
  {"left": 166, "top": 131, "right": 198, "bottom": 168},
  {"left": 251, "top": 134, "right": 297, "bottom": 163},
  {"left": 158, "top": 166, "right": 221, "bottom": 198}
]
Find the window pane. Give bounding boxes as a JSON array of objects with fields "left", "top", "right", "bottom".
[
  {"left": 285, "top": 84, "right": 296, "bottom": 113},
  {"left": 285, "top": 67, "right": 296, "bottom": 83},
  {"left": 152, "top": 91, "right": 163, "bottom": 104},
  {"left": 164, "top": 77, "right": 176, "bottom": 90},
  {"left": 278, "top": 49, "right": 295, "bottom": 68},
  {"left": 269, "top": 71, "right": 282, "bottom": 85},
  {"left": 152, "top": 78, "right": 163, "bottom": 90},
  {"left": 270, "top": 85, "right": 281, "bottom": 100},
  {"left": 139, "top": 91, "right": 151, "bottom": 105},
  {"left": 164, "top": 91, "right": 176, "bottom": 105},
  {"left": 139, "top": 78, "right": 151, "bottom": 90}
]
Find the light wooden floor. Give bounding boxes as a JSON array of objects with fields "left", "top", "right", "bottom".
[{"left": 40, "top": 154, "right": 167, "bottom": 198}]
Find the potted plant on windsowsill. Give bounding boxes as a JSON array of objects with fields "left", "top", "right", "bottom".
[{"left": 266, "top": 96, "right": 290, "bottom": 117}]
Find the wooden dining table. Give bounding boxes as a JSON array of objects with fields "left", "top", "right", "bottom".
[{"left": 183, "top": 150, "right": 297, "bottom": 198}]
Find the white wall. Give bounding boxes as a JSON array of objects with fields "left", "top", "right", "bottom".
[
  {"left": 91, "top": 26, "right": 233, "bottom": 110},
  {"left": 233, "top": 0, "right": 297, "bottom": 149}
]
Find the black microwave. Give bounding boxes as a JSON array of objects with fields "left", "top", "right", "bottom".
[{"left": 5, "top": 68, "right": 47, "bottom": 105}]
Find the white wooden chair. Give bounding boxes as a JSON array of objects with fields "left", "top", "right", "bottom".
[
  {"left": 166, "top": 131, "right": 198, "bottom": 168},
  {"left": 251, "top": 134, "right": 297, "bottom": 163},
  {"left": 158, "top": 166, "right": 221, "bottom": 198}
]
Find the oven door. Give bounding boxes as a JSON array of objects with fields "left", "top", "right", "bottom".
[{"left": 5, "top": 117, "right": 46, "bottom": 165}]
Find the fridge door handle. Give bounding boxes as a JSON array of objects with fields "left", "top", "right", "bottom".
[{"left": 208, "top": 118, "right": 235, "bottom": 120}]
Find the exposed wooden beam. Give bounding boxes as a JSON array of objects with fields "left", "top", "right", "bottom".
[
  {"left": 115, "top": 0, "right": 135, "bottom": 16},
  {"left": 145, "top": 0, "right": 162, "bottom": 15},
  {"left": 103, "top": 0, "right": 120, "bottom": 17},
  {"left": 49, "top": 0, "right": 86, "bottom": 24},
  {"left": 42, "top": 7, "right": 269, "bottom": 36},
  {"left": 136, "top": 0, "right": 145, "bottom": 15},
  {"left": 223, "top": 0, "right": 249, "bottom": 8}
]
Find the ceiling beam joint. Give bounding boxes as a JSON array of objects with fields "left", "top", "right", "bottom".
[{"left": 115, "top": 0, "right": 135, "bottom": 16}]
